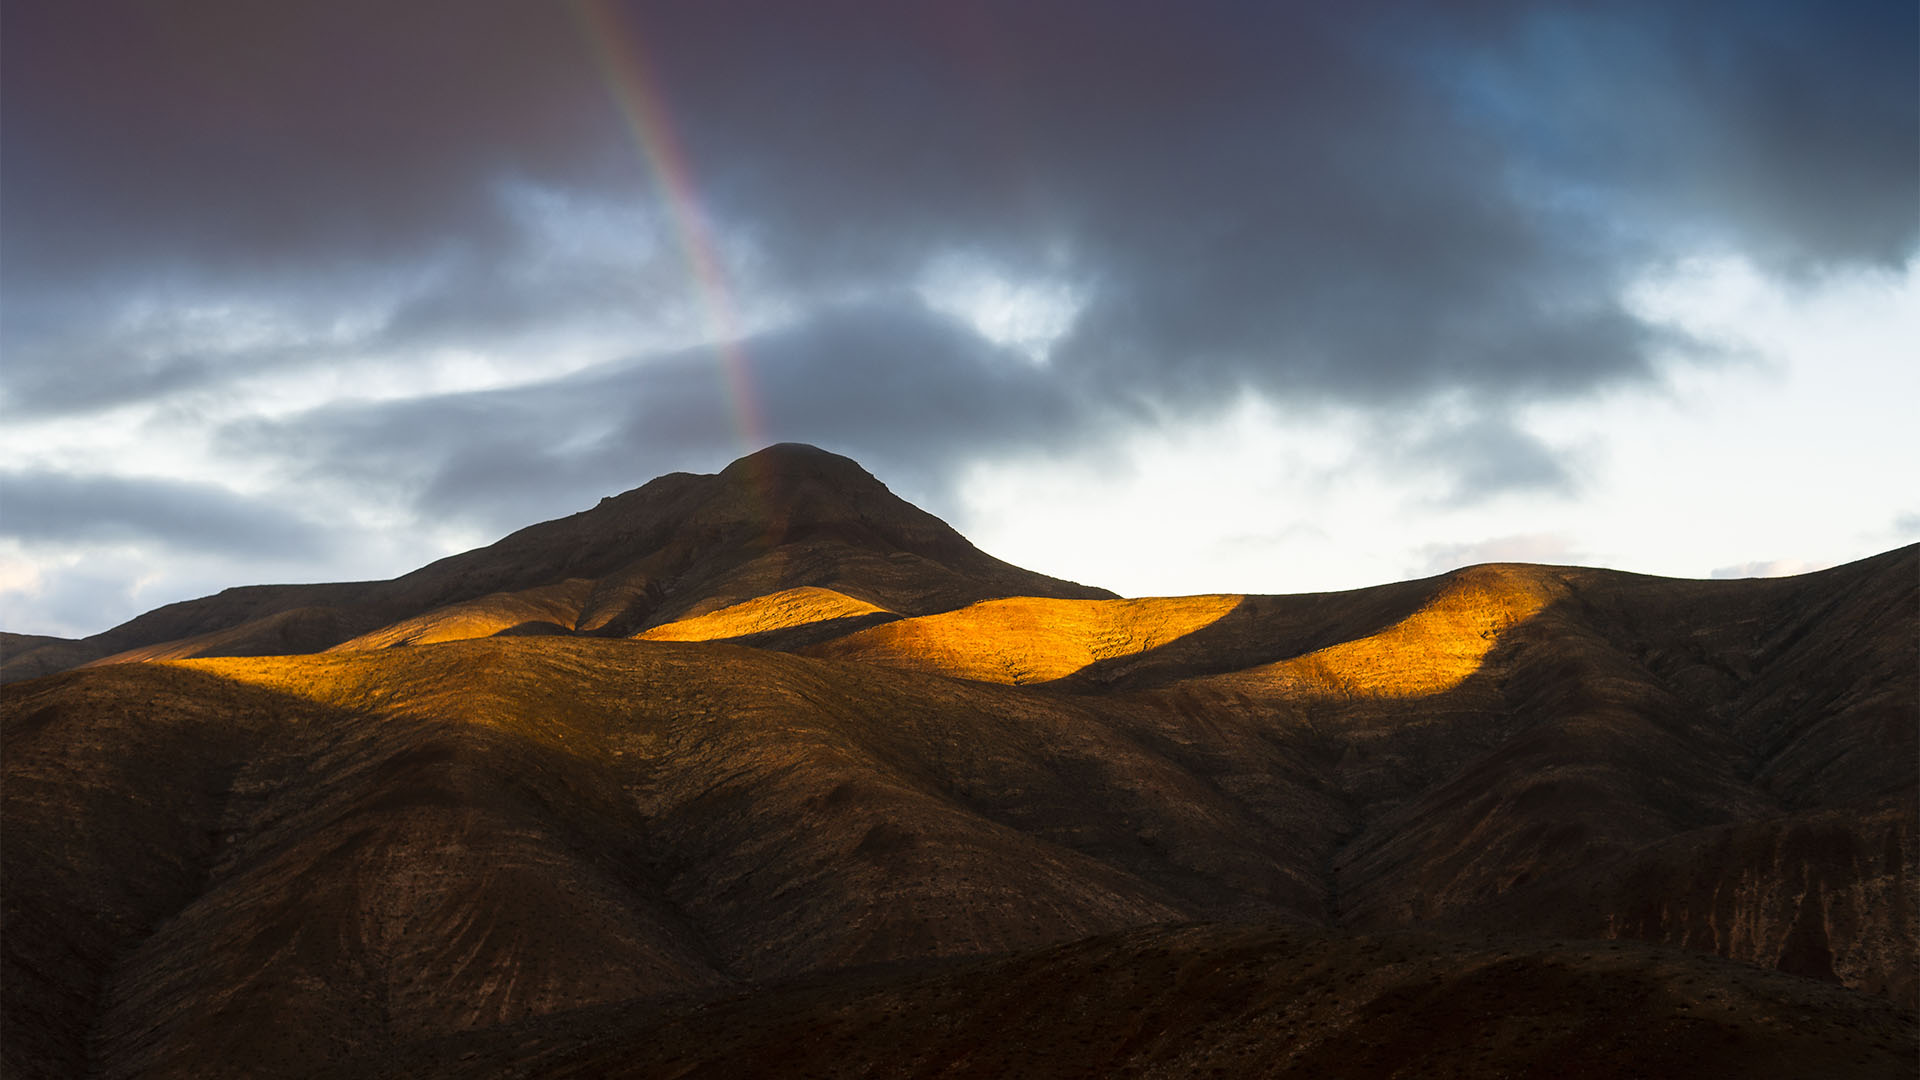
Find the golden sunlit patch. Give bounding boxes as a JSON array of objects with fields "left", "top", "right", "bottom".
[
  {"left": 179, "top": 641, "right": 641, "bottom": 754},
  {"left": 638, "top": 587, "right": 892, "bottom": 642},
  {"left": 181, "top": 652, "right": 395, "bottom": 710},
  {"left": 1245, "top": 565, "right": 1562, "bottom": 698},
  {"left": 808, "top": 594, "right": 1243, "bottom": 684},
  {"left": 330, "top": 580, "right": 595, "bottom": 651}
]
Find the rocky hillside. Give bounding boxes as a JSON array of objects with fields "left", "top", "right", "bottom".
[
  {"left": 0, "top": 444, "right": 1109, "bottom": 681},
  {"left": 3, "top": 447, "right": 1913, "bottom": 1079}
]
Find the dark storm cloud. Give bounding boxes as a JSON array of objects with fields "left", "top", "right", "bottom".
[
  {"left": 10, "top": 1, "right": 1910, "bottom": 345},
  {"left": 605, "top": 0, "right": 1914, "bottom": 401},
  {"left": 1442, "top": 0, "right": 1919, "bottom": 271},
  {"left": 1401, "top": 418, "right": 1581, "bottom": 505},
  {"left": 1, "top": 324, "right": 338, "bottom": 418},
  {"left": 4, "top": 0, "right": 1914, "bottom": 567},
  {"left": 221, "top": 299, "right": 1079, "bottom": 533},
  {"left": 0, "top": 0, "right": 607, "bottom": 289},
  {"left": 0, "top": 471, "right": 326, "bottom": 557},
  {"left": 0, "top": 185, "right": 677, "bottom": 420}
]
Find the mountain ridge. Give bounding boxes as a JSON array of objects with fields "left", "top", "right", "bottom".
[
  {"left": 2, "top": 445, "right": 1913, "bottom": 1079},
  {"left": 0, "top": 443, "right": 1111, "bottom": 682}
]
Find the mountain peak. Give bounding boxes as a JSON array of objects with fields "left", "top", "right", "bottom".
[
  {"left": 718, "top": 442, "right": 883, "bottom": 497},
  {"left": 5, "top": 447, "right": 1111, "bottom": 677},
  {"left": 734, "top": 441, "right": 851, "bottom": 465}
]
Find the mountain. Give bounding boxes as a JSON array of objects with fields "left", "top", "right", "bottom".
[
  {"left": 0, "top": 444, "right": 1109, "bottom": 682},
  {"left": 3, "top": 445, "right": 1914, "bottom": 1079}
]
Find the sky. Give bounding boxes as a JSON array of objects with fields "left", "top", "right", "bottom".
[{"left": 2, "top": 0, "right": 1916, "bottom": 638}]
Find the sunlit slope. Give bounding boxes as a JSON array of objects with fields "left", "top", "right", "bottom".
[
  {"left": 806, "top": 594, "right": 1244, "bottom": 683},
  {"left": 637, "top": 586, "right": 894, "bottom": 643},
  {"left": 5, "top": 546, "right": 1914, "bottom": 1078},
  {"left": 180, "top": 638, "right": 1333, "bottom": 935},
  {"left": 91, "top": 578, "right": 595, "bottom": 662},
  {"left": 1313, "top": 552, "right": 1918, "bottom": 1005},
  {"left": 2, "top": 580, "right": 388, "bottom": 682},
  {"left": 83, "top": 604, "right": 375, "bottom": 666},
  {"left": 328, "top": 579, "right": 595, "bottom": 650},
  {"left": 10, "top": 637, "right": 1340, "bottom": 1076},
  {"left": 3, "top": 444, "right": 1112, "bottom": 682},
  {"left": 1410, "top": 546, "right": 1920, "bottom": 1002},
  {"left": 802, "top": 565, "right": 1558, "bottom": 692},
  {"left": 1217, "top": 564, "right": 1567, "bottom": 698}
]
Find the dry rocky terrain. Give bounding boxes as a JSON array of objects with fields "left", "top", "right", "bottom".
[{"left": 4, "top": 444, "right": 1914, "bottom": 1078}]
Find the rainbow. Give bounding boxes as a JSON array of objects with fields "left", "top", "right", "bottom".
[{"left": 570, "top": 0, "right": 768, "bottom": 457}]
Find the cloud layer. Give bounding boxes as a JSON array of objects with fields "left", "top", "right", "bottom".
[{"left": 2, "top": 0, "right": 1914, "bottom": 633}]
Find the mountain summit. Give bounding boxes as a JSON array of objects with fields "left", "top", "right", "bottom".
[{"left": 1, "top": 444, "right": 1109, "bottom": 679}]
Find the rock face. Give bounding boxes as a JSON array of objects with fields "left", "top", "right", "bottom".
[{"left": 2, "top": 445, "right": 1914, "bottom": 1079}]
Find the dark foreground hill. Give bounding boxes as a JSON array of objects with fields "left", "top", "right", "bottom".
[
  {"left": 311, "top": 924, "right": 1914, "bottom": 1080},
  {"left": 3, "top": 445, "right": 1914, "bottom": 1079}
]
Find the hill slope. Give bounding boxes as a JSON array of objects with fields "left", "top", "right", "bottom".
[
  {"left": 2, "top": 447, "right": 1913, "bottom": 1079},
  {"left": 0, "top": 444, "right": 1109, "bottom": 682},
  {"left": 316, "top": 924, "right": 1917, "bottom": 1080}
]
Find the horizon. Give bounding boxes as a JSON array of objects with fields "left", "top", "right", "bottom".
[
  {"left": 4, "top": 1, "right": 1916, "bottom": 638},
  {"left": 9, "top": 437, "right": 1915, "bottom": 643}
]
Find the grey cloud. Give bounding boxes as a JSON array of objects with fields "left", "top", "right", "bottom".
[
  {"left": 0, "top": 240, "right": 452, "bottom": 419},
  {"left": 372, "top": 262, "right": 648, "bottom": 354},
  {"left": 1709, "top": 559, "right": 1826, "bottom": 580},
  {"left": 0, "top": 1, "right": 608, "bottom": 291},
  {"left": 1447, "top": 0, "right": 1919, "bottom": 271},
  {"left": 9, "top": 2, "right": 1911, "bottom": 416},
  {"left": 0, "top": 471, "right": 327, "bottom": 558},
  {"left": 619, "top": 0, "right": 1912, "bottom": 402},
  {"left": 1, "top": 331, "right": 336, "bottom": 418},
  {"left": 0, "top": 192, "right": 674, "bottom": 421},
  {"left": 1392, "top": 417, "right": 1580, "bottom": 505},
  {"left": 222, "top": 297, "right": 1082, "bottom": 534},
  {"left": 0, "top": 564, "right": 146, "bottom": 640},
  {"left": 3, "top": 0, "right": 1913, "bottom": 600}
]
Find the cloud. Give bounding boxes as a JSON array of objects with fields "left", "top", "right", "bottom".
[
  {"left": 1, "top": 1, "right": 1913, "bottom": 629},
  {"left": 220, "top": 297, "right": 1082, "bottom": 533},
  {"left": 1709, "top": 559, "right": 1828, "bottom": 580},
  {"left": 0, "top": 471, "right": 327, "bottom": 558},
  {"left": 1, "top": 315, "right": 354, "bottom": 419},
  {"left": 0, "top": 559, "right": 143, "bottom": 640},
  {"left": 1393, "top": 416, "right": 1581, "bottom": 505},
  {"left": 0, "top": 0, "right": 607, "bottom": 292},
  {"left": 9, "top": 1, "right": 1911, "bottom": 417},
  {"left": 1448, "top": 0, "right": 1919, "bottom": 271},
  {"left": 0, "top": 183, "right": 687, "bottom": 422}
]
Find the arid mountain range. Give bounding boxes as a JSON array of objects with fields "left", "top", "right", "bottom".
[{"left": 4, "top": 443, "right": 1915, "bottom": 1078}]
